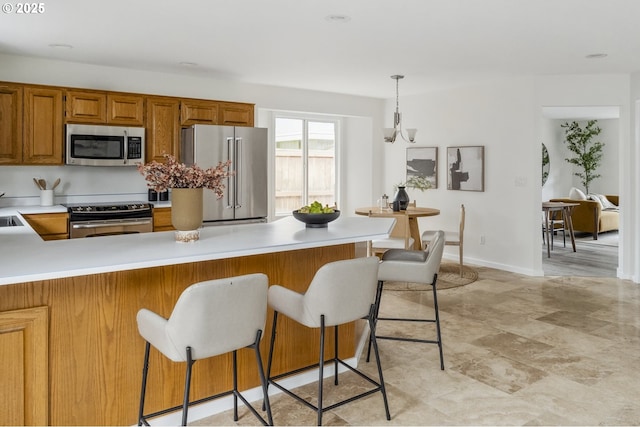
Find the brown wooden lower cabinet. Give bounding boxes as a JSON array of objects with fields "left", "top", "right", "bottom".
[
  {"left": 0, "top": 244, "right": 355, "bottom": 425},
  {"left": 0, "top": 306, "right": 48, "bottom": 426},
  {"left": 152, "top": 207, "right": 174, "bottom": 231},
  {"left": 22, "top": 213, "right": 69, "bottom": 240}
]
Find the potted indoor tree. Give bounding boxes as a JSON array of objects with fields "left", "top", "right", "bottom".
[{"left": 560, "top": 120, "right": 604, "bottom": 194}]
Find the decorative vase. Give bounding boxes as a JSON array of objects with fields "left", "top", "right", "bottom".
[
  {"left": 171, "top": 187, "right": 204, "bottom": 242},
  {"left": 393, "top": 186, "right": 410, "bottom": 211}
]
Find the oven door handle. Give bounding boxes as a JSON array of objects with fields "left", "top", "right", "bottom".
[{"left": 71, "top": 219, "right": 153, "bottom": 229}]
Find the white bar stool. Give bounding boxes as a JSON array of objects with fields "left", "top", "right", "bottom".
[
  {"left": 265, "top": 257, "right": 391, "bottom": 426},
  {"left": 136, "top": 273, "right": 272, "bottom": 426},
  {"left": 367, "top": 230, "right": 446, "bottom": 370}
]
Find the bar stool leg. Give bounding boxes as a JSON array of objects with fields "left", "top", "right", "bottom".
[
  {"left": 334, "top": 325, "right": 339, "bottom": 386},
  {"left": 182, "top": 347, "right": 194, "bottom": 426},
  {"left": 232, "top": 350, "right": 239, "bottom": 421},
  {"left": 317, "top": 315, "right": 326, "bottom": 426},
  {"left": 366, "top": 280, "right": 384, "bottom": 362},
  {"left": 432, "top": 274, "right": 444, "bottom": 370},
  {"left": 252, "top": 329, "right": 273, "bottom": 425},
  {"left": 138, "top": 342, "right": 151, "bottom": 426},
  {"left": 368, "top": 304, "right": 391, "bottom": 420},
  {"left": 264, "top": 311, "right": 279, "bottom": 413}
]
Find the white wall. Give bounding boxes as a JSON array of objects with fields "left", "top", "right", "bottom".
[
  {"left": 629, "top": 71, "right": 640, "bottom": 283},
  {"left": 541, "top": 119, "right": 561, "bottom": 201},
  {"left": 382, "top": 77, "right": 539, "bottom": 275},
  {"left": 341, "top": 116, "right": 374, "bottom": 216},
  {"left": 542, "top": 118, "right": 619, "bottom": 199}
]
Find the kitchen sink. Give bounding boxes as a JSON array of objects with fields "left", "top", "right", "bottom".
[{"left": 0, "top": 215, "right": 24, "bottom": 227}]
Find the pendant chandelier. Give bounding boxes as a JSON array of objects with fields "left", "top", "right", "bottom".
[{"left": 383, "top": 75, "right": 417, "bottom": 143}]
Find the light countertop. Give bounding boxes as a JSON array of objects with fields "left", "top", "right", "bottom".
[
  {"left": 0, "top": 205, "right": 68, "bottom": 239},
  {"left": 0, "top": 204, "right": 68, "bottom": 215},
  {"left": 0, "top": 215, "right": 394, "bottom": 286}
]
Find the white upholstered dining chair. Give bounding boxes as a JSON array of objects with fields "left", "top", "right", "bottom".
[{"left": 422, "top": 204, "right": 465, "bottom": 277}]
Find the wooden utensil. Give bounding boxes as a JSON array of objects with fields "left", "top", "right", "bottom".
[
  {"left": 33, "top": 178, "right": 43, "bottom": 190},
  {"left": 51, "top": 178, "right": 61, "bottom": 190},
  {"left": 38, "top": 179, "right": 46, "bottom": 190}
]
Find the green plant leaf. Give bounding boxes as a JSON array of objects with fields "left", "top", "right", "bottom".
[{"left": 560, "top": 119, "right": 603, "bottom": 194}]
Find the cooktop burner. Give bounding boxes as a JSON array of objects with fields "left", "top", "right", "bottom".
[
  {"left": 66, "top": 201, "right": 152, "bottom": 220},
  {"left": 66, "top": 201, "right": 151, "bottom": 213}
]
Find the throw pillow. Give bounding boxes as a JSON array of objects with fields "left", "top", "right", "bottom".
[
  {"left": 569, "top": 187, "right": 587, "bottom": 200},
  {"left": 597, "top": 194, "right": 618, "bottom": 210}
]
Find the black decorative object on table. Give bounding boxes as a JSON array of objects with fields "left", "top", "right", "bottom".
[
  {"left": 292, "top": 210, "right": 341, "bottom": 228},
  {"left": 393, "top": 186, "right": 410, "bottom": 210}
]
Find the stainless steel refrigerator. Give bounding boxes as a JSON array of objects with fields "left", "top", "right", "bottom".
[{"left": 181, "top": 125, "right": 268, "bottom": 224}]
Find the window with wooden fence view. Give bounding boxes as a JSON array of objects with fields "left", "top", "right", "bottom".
[{"left": 275, "top": 117, "right": 336, "bottom": 216}]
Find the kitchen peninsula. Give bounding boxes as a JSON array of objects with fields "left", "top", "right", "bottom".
[{"left": 0, "top": 215, "right": 394, "bottom": 426}]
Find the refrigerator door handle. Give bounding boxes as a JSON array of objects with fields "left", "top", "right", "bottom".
[
  {"left": 226, "top": 137, "right": 234, "bottom": 209},
  {"left": 235, "top": 137, "right": 242, "bottom": 208}
]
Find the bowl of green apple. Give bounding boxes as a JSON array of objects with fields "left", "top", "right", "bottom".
[{"left": 292, "top": 201, "right": 340, "bottom": 228}]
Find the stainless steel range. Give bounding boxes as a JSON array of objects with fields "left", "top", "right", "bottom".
[{"left": 67, "top": 201, "right": 153, "bottom": 238}]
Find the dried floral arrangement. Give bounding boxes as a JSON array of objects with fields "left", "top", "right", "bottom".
[
  {"left": 137, "top": 154, "right": 232, "bottom": 198},
  {"left": 394, "top": 175, "right": 433, "bottom": 192}
]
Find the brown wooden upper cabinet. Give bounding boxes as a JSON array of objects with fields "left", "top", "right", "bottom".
[
  {"left": 146, "top": 96, "right": 181, "bottom": 162},
  {"left": 65, "top": 90, "right": 144, "bottom": 126},
  {"left": 23, "top": 86, "right": 64, "bottom": 165},
  {"left": 218, "top": 102, "right": 254, "bottom": 126},
  {"left": 2, "top": 81, "right": 254, "bottom": 166},
  {"left": 65, "top": 90, "right": 107, "bottom": 123},
  {"left": 108, "top": 94, "right": 144, "bottom": 125},
  {"left": 1, "top": 83, "right": 63, "bottom": 165},
  {"left": 180, "top": 99, "right": 219, "bottom": 126},
  {"left": 0, "top": 83, "right": 23, "bottom": 164}
]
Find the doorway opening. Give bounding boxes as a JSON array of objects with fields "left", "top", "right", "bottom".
[{"left": 540, "top": 106, "right": 620, "bottom": 277}]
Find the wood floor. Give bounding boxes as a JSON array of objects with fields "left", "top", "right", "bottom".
[{"left": 542, "top": 230, "right": 618, "bottom": 277}]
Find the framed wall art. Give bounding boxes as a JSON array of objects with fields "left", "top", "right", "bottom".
[
  {"left": 447, "top": 146, "right": 484, "bottom": 191},
  {"left": 406, "top": 147, "right": 438, "bottom": 189}
]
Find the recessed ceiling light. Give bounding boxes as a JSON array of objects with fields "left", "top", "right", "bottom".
[
  {"left": 179, "top": 61, "right": 198, "bottom": 67},
  {"left": 585, "top": 53, "right": 607, "bottom": 59},
  {"left": 48, "top": 43, "right": 73, "bottom": 49},
  {"left": 325, "top": 14, "right": 351, "bottom": 23}
]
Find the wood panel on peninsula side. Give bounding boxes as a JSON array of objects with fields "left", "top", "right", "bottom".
[{"left": 0, "top": 244, "right": 356, "bottom": 426}]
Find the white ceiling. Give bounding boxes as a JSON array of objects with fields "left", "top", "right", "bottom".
[{"left": 2, "top": 0, "right": 640, "bottom": 99}]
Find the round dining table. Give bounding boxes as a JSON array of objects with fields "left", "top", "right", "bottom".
[{"left": 355, "top": 206, "right": 440, "bottom": 250}]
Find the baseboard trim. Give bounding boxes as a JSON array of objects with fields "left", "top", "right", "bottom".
[{"left": 441, "top": 253, "right": 540, "bottom": 277}]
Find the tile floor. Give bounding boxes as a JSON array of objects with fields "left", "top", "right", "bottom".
[{"left": 193, "top": 266, "right": 640, "bottom": 426}]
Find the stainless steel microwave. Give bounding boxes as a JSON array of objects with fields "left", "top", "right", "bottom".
[{"left": 66, "top": 124, "right": 145, "bottom": 166}]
